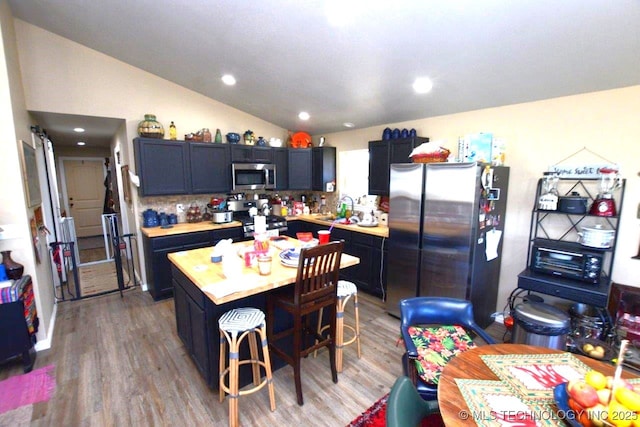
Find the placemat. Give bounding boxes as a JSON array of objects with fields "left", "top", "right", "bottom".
[
  {"left": 480, "top": 353, "right": 589, "bottom": 403},
  {"left": 455, "top": 379, "right": 563, "bottom": 426}
]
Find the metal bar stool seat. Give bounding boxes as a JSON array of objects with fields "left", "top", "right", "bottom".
[
  {"left": 315, "top": 280, "right": 361, "bottom": 372},
  {"left": 219, "top": 307, "right": 276, "bottom": 427}
]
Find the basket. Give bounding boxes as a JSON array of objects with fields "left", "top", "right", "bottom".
[{"left": 411, "top": 148, "right": 450, "bottom": 163}]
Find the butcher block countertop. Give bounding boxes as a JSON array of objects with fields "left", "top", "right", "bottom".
[
  {"left": 141, "top": 215, "right": 389, "bottom": 239},
  {"left": 168, "top": 239, "right": 360, "bottom": 305},
  {"left": 288, "top": 215, "right": 389, "bottom": 238},
  {"left": 140, "top": 221, "right": 243, "bottom": 238}
]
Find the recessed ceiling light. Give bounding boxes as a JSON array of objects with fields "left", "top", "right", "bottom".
[
  {"left": 77, "top": 141, "right": 86, "bottom": 146},
  {"left": 73, "top": 127, "right": 85, "bottom": 133},
  {"left": 413, "top": 77, "right": 433, "bottom": 94},
  {"left": 343, "top": 122, "right": 355, "bottom": 128},
  {"left": 298, "top": 112, "right": 310, "bottom": 121},
  {"left": 221, "top": 74, "right": 236, "bottom": 86}
]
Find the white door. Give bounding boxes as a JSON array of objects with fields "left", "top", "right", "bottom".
[{"left": 63, "top": 159, "right": 105, "bottom": 237}]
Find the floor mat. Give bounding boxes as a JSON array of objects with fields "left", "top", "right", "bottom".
[
  {"left": 78, "top": 261, "right": 120, "bottom": 296},
  {"left": 0, "top": 365, "right": 56, "bottom": 415}
]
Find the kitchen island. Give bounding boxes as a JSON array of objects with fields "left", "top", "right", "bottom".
[{"left": 168, "top": 239, "right": 359, "bottom": 389}]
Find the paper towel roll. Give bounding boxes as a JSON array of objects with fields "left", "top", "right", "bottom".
[{"left": 254, "top": 215, "right": 267, "bottom": 234}]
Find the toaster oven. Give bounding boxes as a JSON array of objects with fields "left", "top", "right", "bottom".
[{"left": 530, "top": 238, "right": 603, "bottom": 284}]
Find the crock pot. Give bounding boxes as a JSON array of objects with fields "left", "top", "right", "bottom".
[
  {"left": 511, "top": 302, "right": 571, "bottom": 350},
  {"left": 212, "top": 210, "right": 233, "bottom": 224},
  {"left": 558, "top": 193, "right": 588, "bottom": 214},
  {"left": 578, "top": 224, "right": 615, "bottom": 248}
]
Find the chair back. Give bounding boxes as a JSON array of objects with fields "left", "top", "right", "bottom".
[
  {"left": 294, "top": 241, "right": 343, "bottom": 307},
  {"left": 386, "top": 376, "right": 440, "bottom": 427}
]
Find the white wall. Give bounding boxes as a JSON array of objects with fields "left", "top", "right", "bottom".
[
  {"left": 324, "top": 86, "right": 640, "bottom": 312},
  {"left": 0, "top": 0, "right": 56, "bottom": 347}
]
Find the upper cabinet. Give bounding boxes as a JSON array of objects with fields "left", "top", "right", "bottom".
[
  {"left": 230, "top": 145, "right": 273, "bottom": 163},
  {"left": 134, "top": 138, "right": 336, "bottom": 195},
  {"left": 368, "top": 137, "right": 429, "bottom": 195},
  {"left": 190, "top": 143, "right": 231, "bottom": 194},
  {"left": 135, "top": 138, "right": 190, "bottom": 196},
  {"left": 288, "top": 149, "right": 312, "bottom": 190},
  {"left": 312, "top": 147, "right": 336, "bottom": 192}
]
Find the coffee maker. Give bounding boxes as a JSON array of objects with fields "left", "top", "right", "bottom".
[{"left": 589, "top": 167, "right": 621, "bottom": 217}]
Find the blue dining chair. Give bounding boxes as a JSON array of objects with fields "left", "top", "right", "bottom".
[{"left": 400, "top": 297, "right": 496, "bottom": 400}]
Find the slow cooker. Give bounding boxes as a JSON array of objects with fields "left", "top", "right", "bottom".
[
  {"left": 578, "top": 224, "right": 615, "bottom": 248},
  {"left": 212, "top": 210, "right": 233, "bottom": 224}
]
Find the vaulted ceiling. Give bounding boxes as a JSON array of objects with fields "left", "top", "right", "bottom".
[{"left": 10, "top": 0, "right": 640, "bottom": 147}]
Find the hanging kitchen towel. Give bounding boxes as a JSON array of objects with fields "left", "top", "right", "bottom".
[
  {"left": 254, "top": 215, "right": 267, "bottom": 234},
  {"left": 485, "top": 229, "right": 502, "bottom": 261}
]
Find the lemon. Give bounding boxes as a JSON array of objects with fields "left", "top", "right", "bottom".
[{"left": 585, "top": 370, "right": 608, "bottom": 390}]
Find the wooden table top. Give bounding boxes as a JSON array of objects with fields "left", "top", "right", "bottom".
[
  {"left": 437, "top": 343, "right": 637, "bottom": 426},
  {"left": 168, "top": 238, "right": 359, "bottom": 305}
]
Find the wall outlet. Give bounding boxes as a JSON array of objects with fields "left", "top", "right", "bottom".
[{"left": 176, "top": 204, "right": 185, "bottom": 213}]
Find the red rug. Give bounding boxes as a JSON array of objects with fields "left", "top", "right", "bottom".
[
  {"left": 347, "top": 393, "right": 445, "bottom": 427},
  {"left": 0, "top": 365, "right": 56, "bottom": 414}
]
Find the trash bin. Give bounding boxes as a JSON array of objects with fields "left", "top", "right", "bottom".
[{"left": 511, "top": 302, "right": 571, "bottom": 349}]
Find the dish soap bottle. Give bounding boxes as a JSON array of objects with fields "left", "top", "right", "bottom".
[{"left": 169, "top": 121, "right": 177, "bottom": 140}]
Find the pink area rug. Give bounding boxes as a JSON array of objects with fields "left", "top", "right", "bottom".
[{"left": 0, "top": 365, "right": 56, "bottom": 415}]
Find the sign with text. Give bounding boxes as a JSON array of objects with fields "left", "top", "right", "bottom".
[{"left": 547, "top": 164, "right": 618, "bottom": 179}]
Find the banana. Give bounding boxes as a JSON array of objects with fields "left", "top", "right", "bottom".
[{"left": 615, "top": 386, "right": 640, "bottom": 411}]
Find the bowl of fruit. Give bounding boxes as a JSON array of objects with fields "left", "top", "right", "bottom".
[
  {"left": 555, "top": 369, "right": 640, "bottom": 426},
  {"left": 575, "top": 337, "right": 615, "bottom": 361}
]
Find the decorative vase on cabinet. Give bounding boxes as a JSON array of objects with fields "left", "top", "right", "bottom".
[
  {"left": 1, "top": 250, "right": 24, "bottom": 280},
  {"left": 137, "top": 114, "right": 165, "bottom": 138}
]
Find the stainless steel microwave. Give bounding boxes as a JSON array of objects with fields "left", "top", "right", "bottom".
[{"left": 231, "top": 163, "right": 276, "bottom": 191}]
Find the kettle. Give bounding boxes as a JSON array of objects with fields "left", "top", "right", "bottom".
[{"left": 262, "top": 203, "right": 271, "bottom": 216}]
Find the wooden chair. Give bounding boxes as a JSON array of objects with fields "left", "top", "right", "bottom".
[
  {"left": 266, "top": 240, "right": 344, "bottom": 406},
  {"left": 400, "top": 297, "right": 496, "bottom": 400}
]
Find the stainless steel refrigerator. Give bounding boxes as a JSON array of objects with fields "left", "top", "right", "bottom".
[{"left": 385, "top": 162, "right": 509, "bottom": 327}]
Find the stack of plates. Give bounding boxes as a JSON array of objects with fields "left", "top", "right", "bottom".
[{"left": 279, "top": 248, "right": 301, "bottom": 267}]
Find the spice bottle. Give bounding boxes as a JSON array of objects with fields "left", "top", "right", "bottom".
[{"left": 169, "top": 121, "right": 177, "bottom": 140}]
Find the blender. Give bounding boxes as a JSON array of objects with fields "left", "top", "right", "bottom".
[
  {"left": 589, "top": 167, "right": 621, "bottom": 217},
  {"left": 538, "top": 172, "right": 559, "bottom": 210}
]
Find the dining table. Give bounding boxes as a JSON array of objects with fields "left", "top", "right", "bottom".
[
  {"left": 167, "top": 237, "right": 360, "bottom": 389},
  {"left": 437, "top": 343, "right": 638, "bottom": 426}
]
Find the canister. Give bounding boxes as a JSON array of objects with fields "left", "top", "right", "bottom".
[{"left": 511, "top": 302, "right": 571, "bottom": 350}]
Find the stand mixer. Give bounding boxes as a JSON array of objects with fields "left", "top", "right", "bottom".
[{"left": 589, "top": 167, "right": 622, "bottom": 217}]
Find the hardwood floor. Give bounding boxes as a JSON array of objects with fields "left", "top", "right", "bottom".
[{"left": 0, "top": 289, "right": 506, "bottom": 426}]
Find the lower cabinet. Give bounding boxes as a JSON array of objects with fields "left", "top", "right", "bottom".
[
  {"left": 284, "top": 220, "right": 386, "bottom": 298},
  {"left": 143, "top": 227, "right": 243, "bottom": 301}
]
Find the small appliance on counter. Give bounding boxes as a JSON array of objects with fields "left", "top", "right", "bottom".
[
  {"left": 227, "top": 199, "right": 287, "bottom": 238},
  {"left": 589, "top": 167, "right": 622, "bottom": 217}
]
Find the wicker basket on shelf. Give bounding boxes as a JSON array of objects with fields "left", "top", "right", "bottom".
[{"left": 411, "top": 148, "right": 450, "bottom": 163}]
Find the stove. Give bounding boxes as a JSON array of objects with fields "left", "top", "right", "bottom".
[
  {"left": 227, "top": 199, "right": 288, "bottom": 238},
  {"left": 237, "top": 214, "right": 288, "bottom": 238}
]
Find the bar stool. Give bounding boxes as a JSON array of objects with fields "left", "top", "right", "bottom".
[
  {"left": 315, "top": 280, "right": 361, "bottom": 372},
  {"left": 219, "top": 307, "right": 276, "bottom": 427}
]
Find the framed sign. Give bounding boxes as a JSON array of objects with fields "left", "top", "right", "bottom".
[{"left": 20, "top": 140, "right": 42, "bottom": 207}]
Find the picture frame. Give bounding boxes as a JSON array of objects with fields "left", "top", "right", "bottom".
[
  {"left": 20, "top": 140, "right": 42, "bottom": 207},
  {"left": 121, "top": 165, "right": 131, "bottom": 203}
]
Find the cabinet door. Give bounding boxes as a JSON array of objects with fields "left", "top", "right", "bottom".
[
  {"left": 135, "top": 138, "right": 190, "bottom": 196},
  {"left": 272, "top": 148, "right": 289, "bottom": 190},
  {"left": 312, "top": 147, "right": 336, "bottom": 191},
  {"left": 189, "top": 298, "right": 210, "bottom": 381},
  {"left": 230, "top": 145, "right": 253, "bottom": 162},
  {"left": 389, "top": 139, "right": 416, "bottom": 163},
  {"left": 190, "top": 143, "right": 230, "bottom": 193},
  {"left": 288, "top": 149, "right": 312, "bottom": 190},
  {"left": 211, "top": 227, "right": 243, "bottom": 245},
  {"left": 368, "top": 141, "right": 389, "bottom": 195},
  {"left": 253, "top": 147, "right": 273, "bottom": 163},
  {"left": 149, "top": 246, "right": 183, "bottom": 300},
  {"left": 173, "top": 280, "right": 192, "bottom": 349}
]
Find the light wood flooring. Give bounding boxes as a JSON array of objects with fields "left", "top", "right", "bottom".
[{"left": 0, "top": 289, "right": 506, "bottom": 426}]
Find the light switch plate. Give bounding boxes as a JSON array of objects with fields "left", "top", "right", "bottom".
[{"left": 176, "top": 204, "right": 185, "bottom": 213}]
